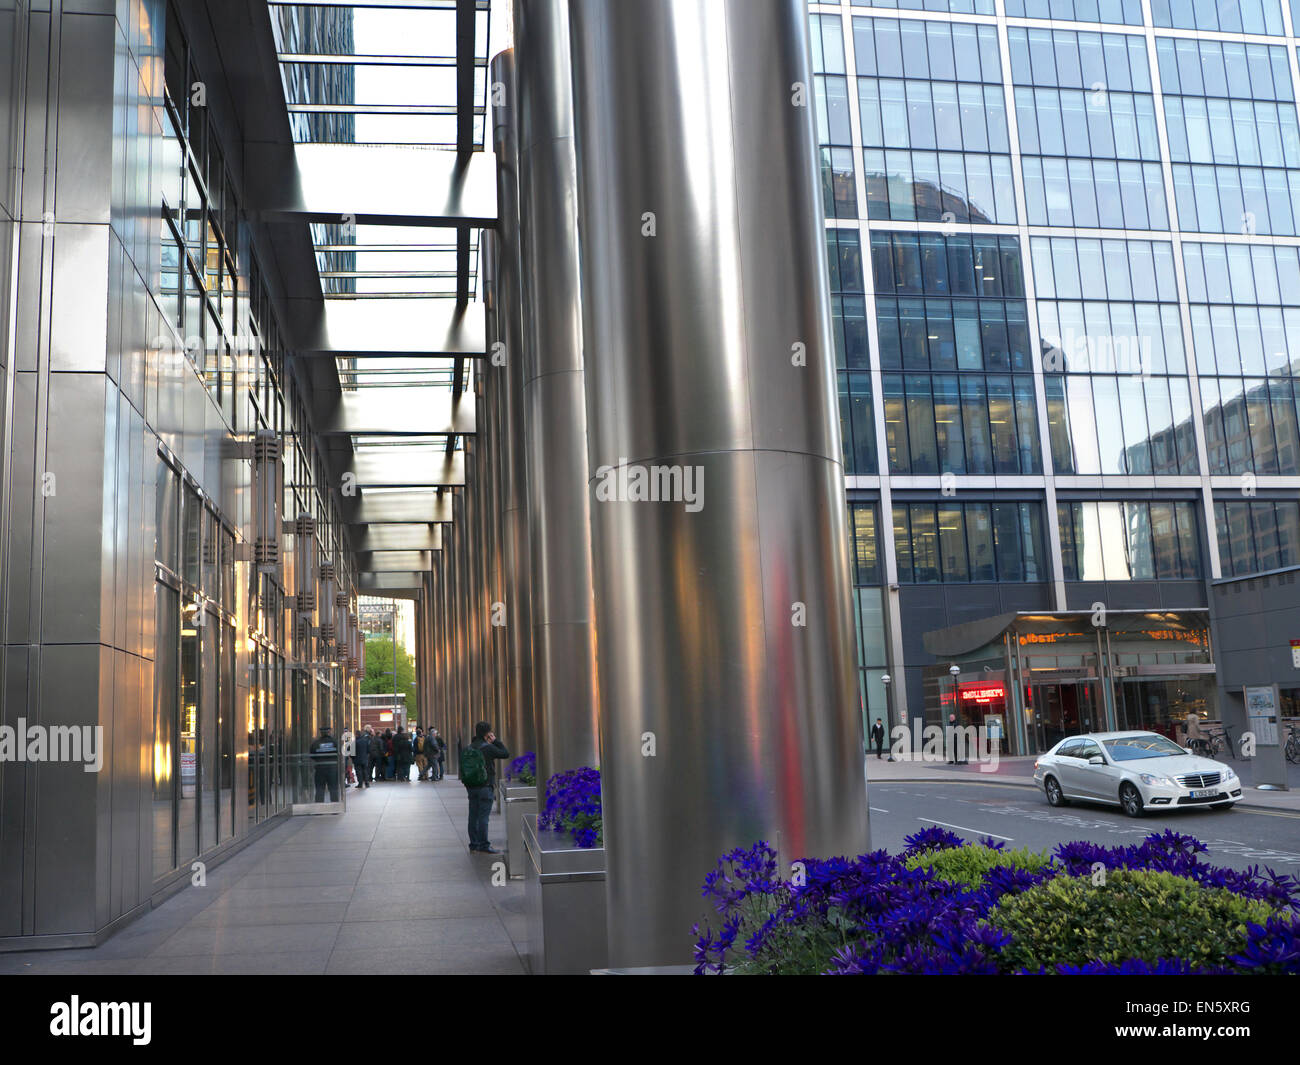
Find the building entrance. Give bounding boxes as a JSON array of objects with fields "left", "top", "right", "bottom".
[
  {"left": 1029, "top": 679, "right": 1101, "bottom": 752},
  {"left": 922, "top": 610, "right": 1216, "bottom": 755}
]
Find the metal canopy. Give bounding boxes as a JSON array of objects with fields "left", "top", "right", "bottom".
[
  {"left": 260, "top": 144, "right": 497, "bottom": 226},
  {"left": 303, "top": 297, "right": 486, "bottom": 356},
  {"left": 342, "top": 491, "right": 456, "bottom": 525},
  {"left": 357, "top": 550, "right": 436, "bottom": 573},
  {"left": 267, "top": 0, "right": 492, "bottom": 592},
  {"left": 315, "top": 387, "right": 475, "bottom": 435},
  {"left": 351, "top": 524, "right": 443, "bottom": 552},
  {"left": 349, "top": 448, "right": 466, "bottom": 487}
]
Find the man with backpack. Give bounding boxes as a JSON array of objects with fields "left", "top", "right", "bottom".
[{"left": 460, "top": 722, "right": 509, "bottom": 853}]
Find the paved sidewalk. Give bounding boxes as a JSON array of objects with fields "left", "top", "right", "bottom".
[
  {"left": 0, "top": 777, "right": 526, "bottom": 975},
  {"left": 865, "top": 752, "right": 1300, "bottom": 812}
]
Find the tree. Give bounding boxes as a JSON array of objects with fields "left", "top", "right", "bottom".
[{"left": 362, "top": 636, "right": 417, "bottom": 723}]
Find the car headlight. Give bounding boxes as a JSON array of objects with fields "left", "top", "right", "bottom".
[
  {"left": 1139, "top": 772, "right": 1178, "bottom": 788},
  {"left": 1221, "top": 767, "right": 1237, "bottom": 784}
]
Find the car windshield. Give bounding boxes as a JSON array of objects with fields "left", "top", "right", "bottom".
[{"left": 1102, "top": 735, "right": 1186, "bottom": 761}]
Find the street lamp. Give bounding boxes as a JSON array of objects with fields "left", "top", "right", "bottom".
[
  {"left": 881, "top": 673, "right": 895, "bottom": 762},
  {"left": 948, "top": 663, "right": 962, "bottom": 765}
]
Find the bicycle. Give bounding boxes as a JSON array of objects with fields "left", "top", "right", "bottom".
[
  {"left": 1205, "top": 724, "right": 1234, "bottom": 761},
  {"left": 1285, "top": 724, "right": 1300, "bottom": 765}
]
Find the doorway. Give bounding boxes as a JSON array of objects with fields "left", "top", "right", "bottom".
[{"left": 1030, "top": 680, "right": 1100, "bottom": 751}]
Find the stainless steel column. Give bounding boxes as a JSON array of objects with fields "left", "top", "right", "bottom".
[
  {"left": 512, "top": 4, "right": 600, "bottom": 789},
  {"left": 568, "top": 0, "right": 869, "bottom": 967},
  {"left": 491, "top": 50, "right": 537, "bottom": 760}
]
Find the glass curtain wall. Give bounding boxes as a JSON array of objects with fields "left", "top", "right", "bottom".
[{"left": 812, "top": 0, "right": 1300, "bottom": 730}]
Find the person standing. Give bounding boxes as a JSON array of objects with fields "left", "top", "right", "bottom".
[
  {"left": 353, "top": 727, "right": 373, "bottom": 789},
  {"left": 394, "top": 727, "right": 414, "bottom": 782},
  {"left": 310, "top": 725, "right": 340, "bottom": 803},
  {"left": 870, "top": 717, "right": 886, "bottom": 760},
  {"left": 368, "top": 726, "right": 383, "bottom": 783},
  {"left": 341, "top": 729, "right": 356, "bottom": 787},
  {"left": 414, "top": 727, "right": 429, "bottom": 781},
  {"left": 461, "top": 722, "right": 509, "bottom": 853},
  {"left": 382, "top": 728, "right": 395, "bottom": 780},
  {"left": 430, "top": 729, "right": 446, "bottom": 781}
]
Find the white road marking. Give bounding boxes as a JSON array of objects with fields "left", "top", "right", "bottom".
[
  {"left": 918, "top": 817, "right": 1013, "bottom": 841},
  {"left": 869, "top": 807, "right": 889, "bottom": 813}
]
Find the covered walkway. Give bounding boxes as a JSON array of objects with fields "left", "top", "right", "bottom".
[{"left": 0, "top": 782, "right": 526, "bottom": 975}]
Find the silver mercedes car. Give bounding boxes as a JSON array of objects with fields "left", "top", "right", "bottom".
[{"left": 1033, "top": 731, "right": 1242, "bottom": 817}]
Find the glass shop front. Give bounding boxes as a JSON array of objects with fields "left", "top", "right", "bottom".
[{"left": 922, "top": 611, "right": 1215, "bottom": 755}]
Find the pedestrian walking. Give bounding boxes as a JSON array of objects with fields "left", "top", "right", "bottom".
[{"left": 870, "top": 717, "right": 886, "bottom": 759}]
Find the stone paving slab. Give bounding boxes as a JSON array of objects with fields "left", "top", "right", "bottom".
[{"left": 0, "top": 777, "right": 526, "bottom": 975}]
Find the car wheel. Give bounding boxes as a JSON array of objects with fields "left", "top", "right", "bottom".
[
  {"left": 1119, "top": 782, "right": 1144, "bottom": 818},
  {"left": 1044, "top": 776, "right": 1068, "bottom": 807}
]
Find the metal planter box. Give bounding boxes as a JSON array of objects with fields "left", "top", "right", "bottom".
[
  {"left": 499, "top": 779, "right": 537, "bottom": 880},
  {"left": 522, "top": 813, "right": 607, "bottom": 974}
]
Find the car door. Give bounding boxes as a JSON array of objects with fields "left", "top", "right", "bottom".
[
  {"left": 1052, "top": 740, "right": 1085, "bottom": 798},
  {"left": 1071, "top": 739, "right": 1114, "bottom": 802}
]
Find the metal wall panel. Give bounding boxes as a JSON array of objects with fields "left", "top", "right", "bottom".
[
  {"left": 54, "top": 13, "right": 115, "bottom": 226},
  {"left": 33, "top": 643, "right": 105, "bottom": 935},
  {"left": 41, "top": 372, "right": 109, "bottom": 645}
]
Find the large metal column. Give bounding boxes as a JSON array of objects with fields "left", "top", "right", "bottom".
[
  {"left": 567, "top": 0, "right": 869, "bottom": 967},
  {"left": 512, "top": 2, "right": 600, "bottom": 788},
  {"left": 491, "top": 50, "right": 537, "bottom": 760}
]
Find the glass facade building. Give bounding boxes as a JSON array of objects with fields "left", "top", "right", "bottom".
[{"left": 812, "top": 0, "right": 1300, "bottom": 750}]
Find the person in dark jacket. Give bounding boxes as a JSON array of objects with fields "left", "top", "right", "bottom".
[
  {"left": 464, "top": 721, "right": 509, "bottom": 853},
  {"left": 429, "top": 728, "right": 446, "bottom": 781},
  {"left": 353, "top": 727, "right": 373, "bottom": 788},
  {"left": 394, "top": 727, "right": 414, "bottom": 782},
  {"left": 870, "top": 717, "right": 886, "bottom": 759},
  {"left": 310, "top": 725, "right": 339, "bottom": 803},
  {"left": 382, "top": 729, "right": 395, "bottom": 780}
]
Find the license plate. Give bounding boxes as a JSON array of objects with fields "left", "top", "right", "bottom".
[{"left": 1189, "top": 789, "right": 1216, "bottom": 799}]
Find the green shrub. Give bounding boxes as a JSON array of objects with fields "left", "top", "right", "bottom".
[
  {"left": 987, "top": 869, "right": 1276, "bottom": 972},
  {"left": 904, "top": 844, "right": 1051, "bottom": 886}
]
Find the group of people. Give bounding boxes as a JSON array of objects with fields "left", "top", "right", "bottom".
[
  {"left": 317, "top": 719, "right": 511, "bottom": 856},
  {"left": 343, "top": 724, "right": 446, "bottom": 786}
]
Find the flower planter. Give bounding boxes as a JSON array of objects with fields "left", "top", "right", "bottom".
[
  {"left": 499, "top": 779, "right": 537, "bottom": 880},
  {"left": 522, "top": 812, "right": 607, "bottom": 974}
]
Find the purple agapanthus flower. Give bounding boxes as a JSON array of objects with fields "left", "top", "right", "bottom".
[
  {"left": 691, "top": 829, "right": 1300, "bottom": 975},
  {"left": 537, "top": 767, "right": 602, "bottom": 848}
]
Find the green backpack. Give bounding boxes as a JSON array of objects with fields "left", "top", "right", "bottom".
[{"left": 459, "top": 745, "right": 489, "bottom": 788}]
